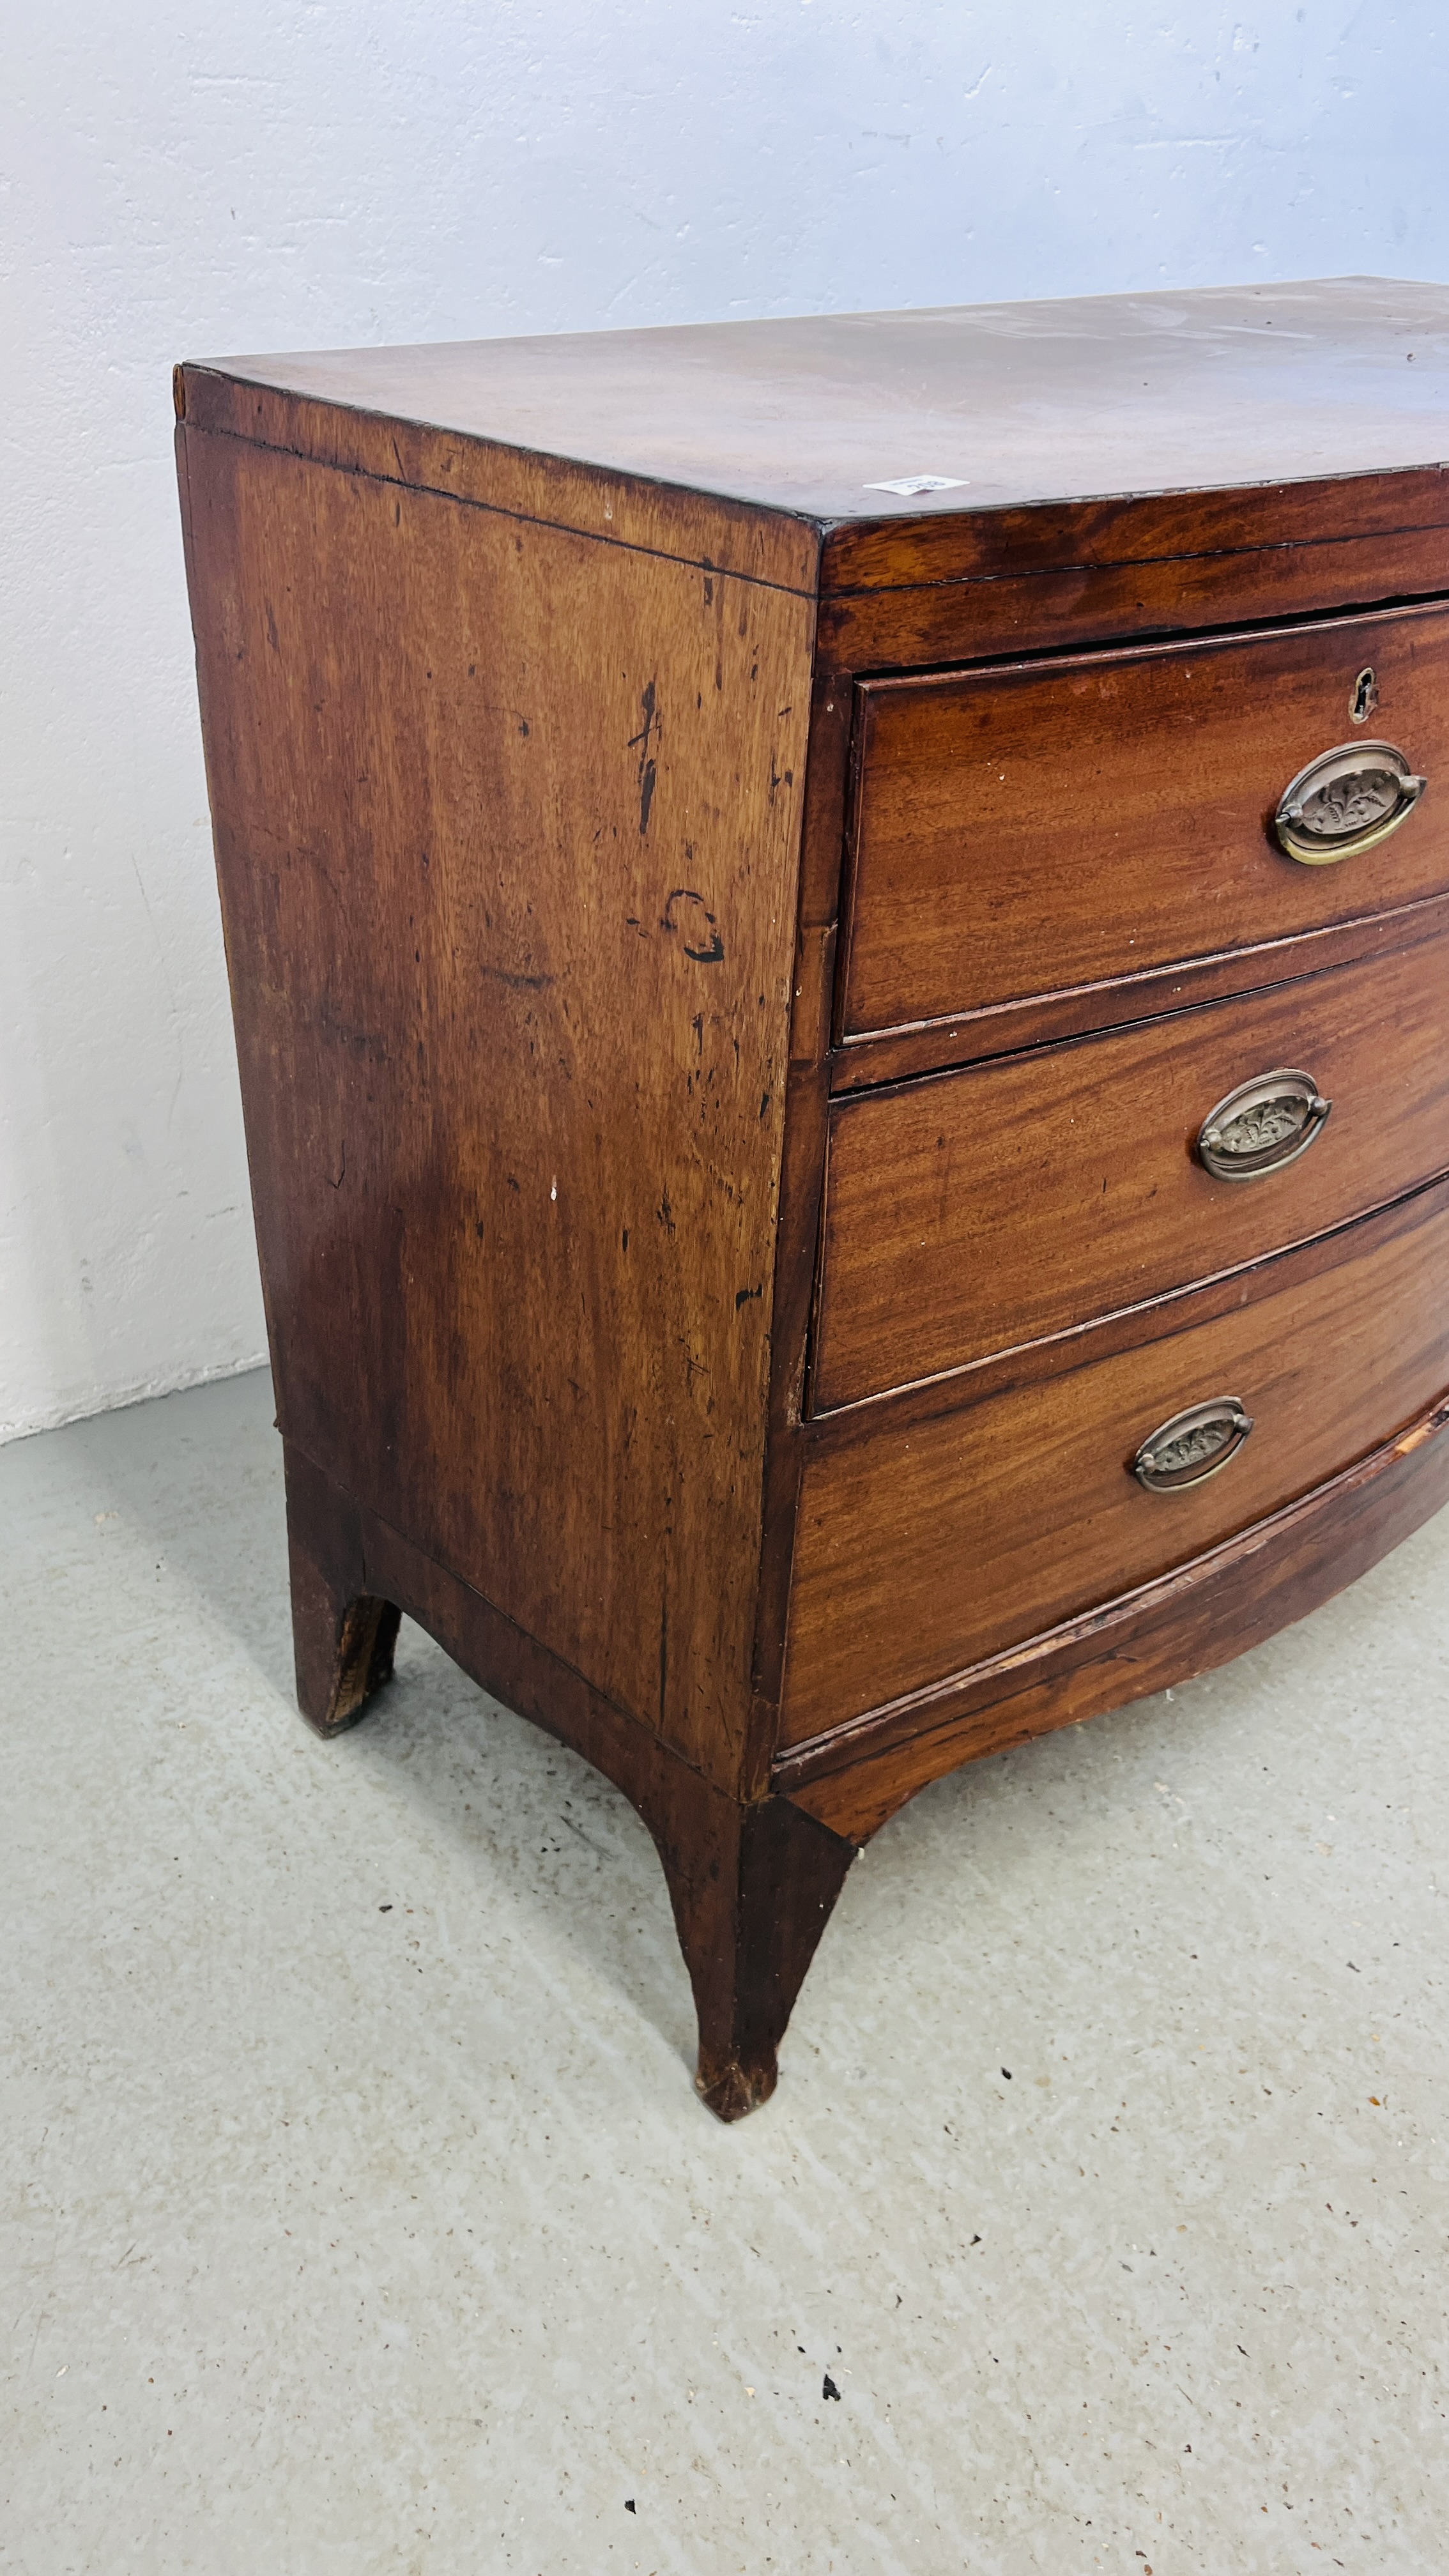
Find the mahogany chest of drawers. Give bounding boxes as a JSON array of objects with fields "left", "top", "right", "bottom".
[{"left": 176, "top": 278, "right": 1449, "bottom": 2117}]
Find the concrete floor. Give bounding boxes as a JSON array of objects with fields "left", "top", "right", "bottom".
[{"left": 3, "top": 1371, "right": 1448, "bottom": 2575}]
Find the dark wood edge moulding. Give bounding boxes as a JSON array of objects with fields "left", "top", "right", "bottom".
[
  {"left": 817, "top": 531, "right": 1449, "bottom": 672},
  {"left": 817, "top": 466, "right": 1449, "bottom": 595}
]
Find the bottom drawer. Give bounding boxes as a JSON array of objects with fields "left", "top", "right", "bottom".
[{"left": 778, "top": 1180, "right": 1449, "bottom": 1749}]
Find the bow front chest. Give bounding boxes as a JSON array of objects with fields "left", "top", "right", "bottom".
[{"left": 177, "top": 278, "right": 1449, "bottom": 2116}]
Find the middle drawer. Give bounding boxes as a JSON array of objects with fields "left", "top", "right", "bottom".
[{"left": 811, "top": 926, "right": 1449, "bottom": 1412}]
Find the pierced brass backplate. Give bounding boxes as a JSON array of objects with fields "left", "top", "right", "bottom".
[
  {"left": 1197, "top": 1066, "right": 1332, "bottom": 1183},
  {"left": 1133, "top": 1397, "right": 1255, "bottom": 1494},
  {"left": 1275, "top": 739, "right": 1426, "bottom": 864}
]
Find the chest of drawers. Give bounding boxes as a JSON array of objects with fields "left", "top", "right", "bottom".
[{"left": 176, "top": 277, "right": 1449, "bottom": 2118}]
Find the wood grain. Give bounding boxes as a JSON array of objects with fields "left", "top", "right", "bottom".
[
  {"left": 180, "top": 422, "right": 814, "bottom": 1788},
  {"left": 831, "top": 891, "right": 1449, "bottom": 1089},
  {"left": 744, "top": 667, "right": 855, "bottom": 1791},
  {"left": 820, "top": 465, "right": 1449, "bottom": 595},
  {"left": 840, "top": 602, "right": 1449, "bottom": 1043},
  {"left": 817, "top": 523, "right": 1449, "bottom": 673},
  {"left": 779, "top": 1386, "right": 1449, "bottom": 1841},
  {"left": 180, "top": 277, "right": 1449, "bottom": 531},
  {"left": 780, "top": 1178, "right": 1449, "bottom": 1745},
  {"left": 284, "top": 1438, "right": 401, "bottom": 1733},
  {"left": 813, "top": 928, "right": 1449, "bottom": 1409},
  {"left": 178, "top": 369, "right": 820, "bottom": 595}
]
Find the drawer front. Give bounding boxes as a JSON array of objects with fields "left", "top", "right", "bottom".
[
  {"left": 813, "top": 928, "right": 1449, "bottom": 1410},
  {"left": 841, "top": 602, "right": 1449, "bottom": 1041},
  {"left": 779, "top": 1183, "right": 1449, "bottom": 1747}
]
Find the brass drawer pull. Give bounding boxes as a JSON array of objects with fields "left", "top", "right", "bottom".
[
  {"left": 1133, "top": 1397, "right": 1254, "bottom": 1493},
  {"left": 1275, "top": 739, "right": 1426, "bottom": 864},
  {"left": 1197, "top": 1066, "right": 1332, "bottom": 1183}
]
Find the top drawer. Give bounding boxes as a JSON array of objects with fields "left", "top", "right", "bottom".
[{"left": 839, "top": 601, "right": 1449, "bottom": 1043}]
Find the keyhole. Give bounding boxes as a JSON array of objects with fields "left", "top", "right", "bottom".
[{"left": 1350, "top": 666, "right": 1377, "bottom": 724}]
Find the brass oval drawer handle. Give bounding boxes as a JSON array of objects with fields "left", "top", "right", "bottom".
[
  {"left": 1197, "top": 1066, "right": 1332, "bottom": 1183},
  {"left": 1133, "top": 1397, "right": 1254, "bottom": 1494},
  {"left": 1275, "top": 739, "right": 1426, "bottom": 864}
]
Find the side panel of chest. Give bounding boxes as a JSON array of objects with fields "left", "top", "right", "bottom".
[{"left": 179, "top": 425, "right": 815, "bottom": 1783}]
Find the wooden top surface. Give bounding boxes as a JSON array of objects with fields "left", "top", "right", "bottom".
[{"left": 199, "top": 277, "right": 1449, "bottom": 528}]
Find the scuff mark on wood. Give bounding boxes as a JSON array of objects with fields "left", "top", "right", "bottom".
[
  {"left": 629, "top": 679, "right": 659, "bottom": 834},
  {"left": 661, "top": 889, "right": 725, "bottom": 964}
]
